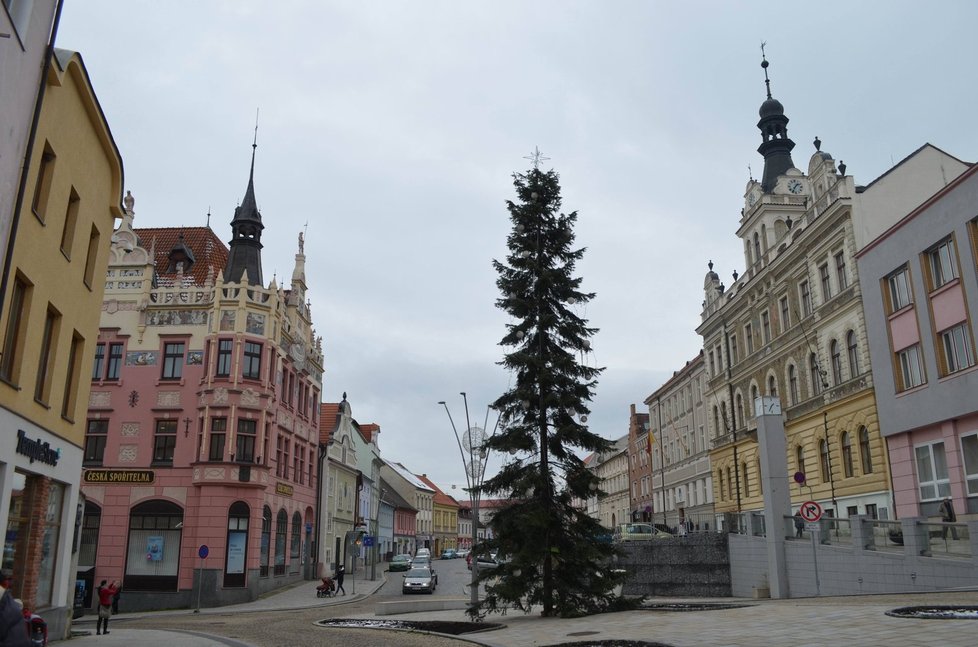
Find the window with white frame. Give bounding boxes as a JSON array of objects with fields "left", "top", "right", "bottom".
[
  {"left": 847, "top": 330, "right": 860, "bottom": 378},
  {"left": 897, "top": 344, "right": 924, "bottom": 391},
  {"left": 886, "top": 265, "right": 913, "bottom": 312},
  {"left": 927, "top": 237, "right": 958, "bottom": 290},
  {"left": 761, "top": 311, "right": 771, "bottom": 344},
  {"left": 745, "top": 322, "right": 754, "bottom": 354},
  {"left": 788, "top": 364, "right": 799, "bottom": 405},
  {"left": 939, "top": 323, "right": 975, "bottom": 375},
  {"left": 914, "top": 441, "right": 951, "bottom": 501},
  {"left": 960, "top": 433, "right": 978, "bottom": 496}
]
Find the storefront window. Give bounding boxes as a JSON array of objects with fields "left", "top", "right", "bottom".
[
  {"left": 125, "top": 500, "right": 183, "bottom": 591},
  {"left": 36, "top": 482, "right": 63, "bottom": 605}
]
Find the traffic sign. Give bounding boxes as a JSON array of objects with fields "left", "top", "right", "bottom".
[
  {"left": 363, "top": 535, "right": 374, "bottom": 547},
  {"left": 800, "top": 500, "right": 823, "bottom": 522},
  {"left": 198, "top": 544, "right": 209, "bottom": 559}
]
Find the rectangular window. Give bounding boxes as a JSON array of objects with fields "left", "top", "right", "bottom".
[
  {"left": 714, "top": 343, "right": 723, "bottom": 371},
  {"left": 915, "top": 441, "right": 950, "bottom": 501},
  {"left": 886, "top": 266, "right": 912, "bottom": 312},
  {"left": 84, "top": 419, "right": 109, "bottom": 465},
  {"left": 1, "top": 276, "right": 31, "bottom": 383},
  {"left": 243, "top": 341, "right": 261, "bottom": 380},
  {"left": 153, "top": 419, "right": 178, "bottom": 464},
  {"left": 236, "top": 419, "right": 257, "bottom": 463},
  {"left": 83, "top": 224, "right": 100, "bottom": 289},
  {"left": 897, "top": 344, "right": 925, "bottom": 391},
  {"left": 819, "top": 263, "right": 832, "bottom": 302},
  {"left": 800, "top": 280, "right": 812, "bottom": 317},
  {"left": 835, "top": 252, "right": 848, "bottom": 291},
  {"left": 161, "top": 342, "right": 185, "bottom": 380},
  {"left": 209, "top": 418, "right": 227, "bottom": 461},
  {"left": 60, "top": 188, "right": 80, "bottom": 258},
  {"left": 728, "top": 334, "right": 738, "bottom": 365},
  {"left": 744, "top": 323, "right": 754, "bottom": 354},
  {"left": 940, "top": 323, "right": 975, "bottom": 374},
  {"left": 62, "top": 332, "right": 83, "bottom": 419},
  {"left": 31, "top": 145, "right": 56, "bottom": 221},
  {"left": 927, "top": 237, "right": 958, "bottom": 290},
  {"left": 35, "top": 306, "right": 61, "bottom": 404},
  {"left": 216, "top": 338, "right": 233, "bottom": 377},
  {"left": 293, "top": 445, "right": 301, "bottom": 484},
  {"left": 779, "top": 296, "right": 790, "bottom": 332},
  {"left": 106, "top": 342, "right": 123, "bottom": 380},
  {"left": 761, "top": 311, "right": 771, "bottom": 344},
  {"left": 961, "top": 434, "right": 978, "bottom": 496},
  {"left": 92, "top": 343, "right": 105, "bottom": 380}
]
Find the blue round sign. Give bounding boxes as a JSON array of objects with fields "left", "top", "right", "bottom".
[{"left": 198, "top": 544, "right": 209, "bottom": 559}]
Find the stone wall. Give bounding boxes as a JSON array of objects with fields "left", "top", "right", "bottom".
[{"left": 617, "top": 534, "right": 731, "bottom": 597}]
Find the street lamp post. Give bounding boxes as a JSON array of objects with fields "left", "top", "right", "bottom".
[{"left": 439, "top": 393, "right": 493, "bottom": 609}]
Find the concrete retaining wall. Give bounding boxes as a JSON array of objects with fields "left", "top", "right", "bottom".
[{"left": 618, "top": 534, "right": 731, "bottom": 597}]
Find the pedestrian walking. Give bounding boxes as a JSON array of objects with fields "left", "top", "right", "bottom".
[
  {"left": 0, "top": 569, "right": 30, "bottom": 647},
  {"left": 334, "top": 564, "right": 346, "bottom": 596},
  {"left": 794, "top": 510, "right": 805, "bottom": 538},
  {"left": 939, "top": 496, "right": 958, "bottom": 540}
]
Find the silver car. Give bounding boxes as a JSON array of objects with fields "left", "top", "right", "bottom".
[{"left": 402, "top": 567, "right": 437, "bottom": 594}]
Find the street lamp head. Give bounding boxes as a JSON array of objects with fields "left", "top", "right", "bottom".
[
  {"left": 460, "top": 391, "right": 466, "bottom": 397},
  {"left": 438, "top": 401, "right": 446, "bottom": 405}
]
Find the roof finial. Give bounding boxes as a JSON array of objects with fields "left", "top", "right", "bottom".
[
  {"left": 206, "top": 206, "right": 211, "bottom": 228},
  {"left": 748, "top": 164, "right": 754, "bottom": 181},
  {"left": 760, "top": 41, "right": 772, "bottom": 100}
]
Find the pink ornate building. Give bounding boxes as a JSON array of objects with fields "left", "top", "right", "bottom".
[{"left": 78, "top": 151, "right": 324, "bottom": 610}]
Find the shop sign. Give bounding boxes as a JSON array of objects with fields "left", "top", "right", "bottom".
[
  {"left": 276, "top": 482, "right": 294, "bottom": 496},
  {"left": 16, "top": 429, "right": 60, "bottom": 466},
  {"left": 84, "top": 469, "right": 155, "bottom": 484}
]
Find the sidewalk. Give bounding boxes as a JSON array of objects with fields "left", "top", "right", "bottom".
[{"left": 71, "top": 576, "right": 978, "bottom": 647}]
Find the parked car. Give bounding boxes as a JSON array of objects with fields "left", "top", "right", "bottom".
[
  {"left": 389, "top": 554, "right": 412, "bottom": 572},
  {"left": 614, "top": 522, "right": 672, "bottom": 542},
  {"left": 402, "top": 567, "right": 438, "bottom": 594},
  {"left": 466, "top": 553, "right": 501, "bottom": 570},
  {"left": 440, "top": 549, "right": 458, "bottom": 559}
]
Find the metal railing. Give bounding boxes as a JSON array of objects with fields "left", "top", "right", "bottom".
[{"left": 918, "top": 521, "right": 971, "bottom": 559}]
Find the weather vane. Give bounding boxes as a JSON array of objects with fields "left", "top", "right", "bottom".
[{"left": 524, "top": 146, "right": 550, "bottom": 170}]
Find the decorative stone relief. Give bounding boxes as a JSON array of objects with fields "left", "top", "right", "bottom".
[
  {"left": 279, "top": 412, "right": 293, "bottom": 429},
  {"left": 119, "top": 445, "right": 138, "bottom": 463},
  {"left": 90, "top": 392, "right": 110, "bottom": 408},
  {"left": 241, "top": 387, "right": 259, "bottom": 406},
  {"left": 193, "top": 467, "right": 200, "bottom": 480},
  {"left": 213, "top": 387, "right": 228, "bottom": 405},
  {"left": 126, "top": 351, "right": 157, "bottom": 366},
  {"left": 204, "top": 467, "right": 227, "bottom": 480},
  {"left": 157, "top": 391, "right": 180, "bottom": 407},
  {"left": 120, "top": 422, "right": 139, "bottom": 437}
]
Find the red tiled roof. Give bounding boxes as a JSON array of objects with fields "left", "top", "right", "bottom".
[
  {"left": 359, "top": 423, "right": 380, "bottom": 443},
  {"left": 320, "top": 403, "right": 340, "bottom": 445},
  {"left": 134, "top": 226, "right": 229, "bottom": 287},
  {"left": 415, "top": 474, "right": 459, "bottom": 509}
]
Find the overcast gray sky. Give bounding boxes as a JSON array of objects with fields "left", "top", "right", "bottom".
[{"left": 59, "top": 1, "right": 978, "bottom": 494}]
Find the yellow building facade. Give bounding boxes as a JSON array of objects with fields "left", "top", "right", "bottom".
[{"left": 0, "top": 48, "right": 123, "bottom": 638}]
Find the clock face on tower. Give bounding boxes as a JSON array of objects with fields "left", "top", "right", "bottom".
[{"left": 787, "top": 179, "right": 803, "bottom": 194}]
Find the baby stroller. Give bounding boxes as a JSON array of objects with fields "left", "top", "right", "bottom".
[
  {"left": 23, "top": 610, "right": 47, "bottom": 646},
  {"left": 316, "top": 576, "right": 336, "bottom": 598}
]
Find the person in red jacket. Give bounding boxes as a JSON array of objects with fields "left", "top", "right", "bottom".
[{"left": 95, "top": 580, "right": 119, "bottom": 635}]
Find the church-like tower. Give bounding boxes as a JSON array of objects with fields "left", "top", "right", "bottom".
[
  {"left": 756, "top": 51, "right": 796, "bottom": 193},
  {"left": 223, "top": 140, "right": 264, "bottom": 284}
]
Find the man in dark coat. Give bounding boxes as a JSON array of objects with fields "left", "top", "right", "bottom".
[
  {"left": 939, "top": 496, "right": 958, "bottom": 540},
  {"left": 0, "top": 569, "right": 30, "bottom": 647}
]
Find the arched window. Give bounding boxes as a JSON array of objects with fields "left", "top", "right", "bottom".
[
  {"left": 125, "top": 500, "right": 184, "bottom": 592},
  {"left": 768, "top": 375, "right": 778, "bottom": 397},
  {"left": 819, "top": 439, "right": 830, "bottom": 482},
  {"left": 796, "top": 445, "right": 806, "bottom": 478},
  {"left": 735, "top": 393, "right": 744, "bottom": 429},
  {"left": 754, "top": 232, "right": 762, "bottom": 265},
  {"left": 726, "top": 466, "right": 734, "bottom": 500},
  {"left": 750, "top": 385, "right": 758, "bottom": 414},
  {"left": 721, "top": 402, "right": 729, "bottom": 434},
  {"left": 290, "top": 511, "right": 302, "bottom": 574},
  {"left": 718, "top": 469, "right": 725, "bottom": 500},
  {"left": 260, "top": 506, "right": 272, "bottom": 577},
  {"left": 859, "top": 426, "right": 873, "bottom": 474},
  {"left": 756, "top": 459, "right": 763, "bottom": 495},
  {"left": 225, "top": 501, "right": 249, "bottom": 588},
  {"left": 810, "top": 353, "right": 823, "bottom": 395},
  {"left": 841, "top": 432, "right": 854, "bottom": 477},
  {"left": 742, "top": 462, "right": 750, "bottom": 497},
  {"left": 788, "top": 364, "right": 799, "bottom": 405},
  {"left": 275, "top": 509, "right": 288, "bottom": 575},
  {"left": 713, "top": 406, "right": 721, "bottom": 438},
  {"left": 831, "top": 339, "right": 842, "bottom": 384},
  {"left": 847, "top": 330, "right": 860, "bottom": 377}
]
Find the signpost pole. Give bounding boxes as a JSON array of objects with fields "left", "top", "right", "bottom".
[
  {"left": 800, "top": 501, "right": 822, "bottom": 596},
  {"left": 195, "top": 544, "right": 209, "bottom": 613}
]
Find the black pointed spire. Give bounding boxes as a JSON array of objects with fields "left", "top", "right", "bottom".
[
  {"left": 756, "top": 44, "right": 796, "bottom": 193},
  {"left": 223, "top": 115, "right": 265, "bottom": 285}
]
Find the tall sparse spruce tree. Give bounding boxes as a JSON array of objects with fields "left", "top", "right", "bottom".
[{"left": 471, "top": 160, "right": 623, "bottom": 619}]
